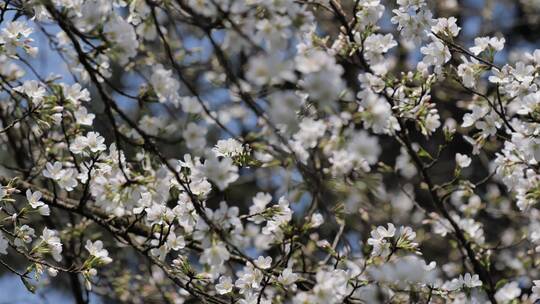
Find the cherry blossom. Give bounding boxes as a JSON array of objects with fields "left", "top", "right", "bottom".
[{"left": 1, "top": 1, "right": 540, "bottom": 303}]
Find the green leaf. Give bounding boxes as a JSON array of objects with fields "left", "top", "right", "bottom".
[
  {"left": 495, "top": 279, "right": 508, "bottom": 290},
  {"left": 417, "top": 147, "right": 434, "bottom": 160}
]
